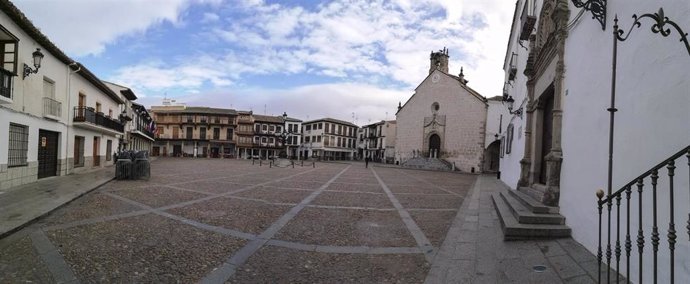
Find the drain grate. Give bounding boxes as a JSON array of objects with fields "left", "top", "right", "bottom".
[{"left": 532, "top": 265, "right": 547, "bottom": 273}]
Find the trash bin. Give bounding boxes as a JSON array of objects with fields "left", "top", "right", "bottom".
[
  {"left": 133, "top": 151, "right": 150, "bottom": 180},
  {"left": 116, "top": 159, "right": 132, "bottom": 180}
]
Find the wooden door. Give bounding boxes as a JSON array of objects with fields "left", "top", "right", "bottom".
[
  {"left": 37, "top": 130, "right": 58, "bottom": 178},
  {"left": 93, "top": 137, "right": 100, "bottom": 166},
  {"left": 539, "top": 93, "right": 554, "bottom": 184}
]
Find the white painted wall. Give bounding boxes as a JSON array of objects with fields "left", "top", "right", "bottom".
[
  {"left": 498, "top": 0, "right": 532, "bottom": 189},
  {"left": 561, "top": 1, "right": 690, "bottom": 282}
]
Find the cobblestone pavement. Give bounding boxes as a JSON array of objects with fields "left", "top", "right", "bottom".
[{"left": 0, "top": 158, "right": 475, "bottom": 283}]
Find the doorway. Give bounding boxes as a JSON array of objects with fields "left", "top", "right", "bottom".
[
  {"left": 429, "top": 134, "right": 441, "bottom": 157},
  {"left": 483, "top": 140, "right": 501, "bottom": 172},
  {"left": 173, "top": 145, "right": 182, "bottom": 157},
  {"left": 37, "top": 130, "right": 59, "bottom": 179},
  {"left": 93, "top": 137, "right": 100, "bottom": 167},
  {"left": 539, "top": 90, "right": 554, "bottom": 184}
]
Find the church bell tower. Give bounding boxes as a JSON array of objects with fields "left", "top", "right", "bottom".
[{"left": 429, "top": 47, "right": 449, "bottom": 74}]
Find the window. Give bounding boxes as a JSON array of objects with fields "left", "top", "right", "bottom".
[
  {"left": 305, "top": 136, "right": 311, "bottom": 143},
  {"left": 277, "top": 126, "right": 282, "bottom": 133},
  {"left": 8, "top": 123, "right": 28, "bottom": 167},
  {"left": 200, "top": 127, "right": 206, "bottom": 139},
  {"left": 318, "top": 123, "right": 323, "bottom": 130},
  {"left": 317, "top": 136, "right": 322, "bottom": 142},
  {"left": 331, "top": 124, "right": 336, "bottom": 133},
  {"left": 96, "top": 102, "right": 102, "bottom": 113},
  {"left": 269, "top": 137, "right": 274, "bottom": 144},
  {"left": 43, "top": 77, "right": 55, "bottom": 98},
  {"left": 337, "top": 137, "right": 342, "bottom": 147},
  {"left": 186, "top": 127, "right": 193, "bottom": 139},
  {"left": 306, "top": 125, "right": 312, "bottom": 131},
  {"left": 255, "top": 124, "right": 261, "bottom": 132},
  {"left": 254, "top": 137, "right": 260, "bottom": 143},
  {"left": 109, "top": 109, "right": 113, "bottom": 118},
  {"left": 338, "top": 125, "right": 342, "bottom": 135},
  {"left": 269, "top": 125, "right": 275, "bottom": 132},
  {"left": 213, "top": 128, "right": 220, "bottom": 140},
  {"left": 262, "top": 124, "right": 268, "bottom": 131},
  {"left": 506, "top": 124, "right": 514, "bottom": 154},
  {"left": 324, "top": 123, "right": 329, "bottom": 133},
  {"left": 227, "top": 128, "right": 233, "bottom": 140},
  {"left": 261, "top": 137, "right": 267, "bottom": 143}
]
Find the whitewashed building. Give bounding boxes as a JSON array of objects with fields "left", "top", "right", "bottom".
[
  {"left": 104, "top": 82, "right": 154, "bottom": 153},
  {"left": 361, "top": 120, "right": 397, "bottom": 164},
  {"left": 395, "top": 49, "right": 488, "bottom": 172},
  {"left": 284, "top": 115, "right": 302, "bottom": 159},
  {"left": 496, "top": 0, "right": 690, "bottom": 282},
  {"left": 300, "top": 118, "right": 357, "bottom": 160},
  {"left": 0, "top": 1, "right": 126, "bottom": 189}
]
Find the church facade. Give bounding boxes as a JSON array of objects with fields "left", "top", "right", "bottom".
[{"left": 395, "top": 49, "right": 488, "bottom": 172}]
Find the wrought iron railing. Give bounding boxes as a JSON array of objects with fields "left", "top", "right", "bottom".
[
  {"left": 597, "top": 145, "right": 689, "bottom": 283},
  {"left": 43, "top": 97, "right": 62, "bottom": 118},
  {"left": 135, "top": 125, "right": 154, "bottom": 139},
  {"left": 73, "top": 106, "right": 124, "bottom": 133},
  {"left": 0, "top": 68, "right": 12, "bottom": 100}
]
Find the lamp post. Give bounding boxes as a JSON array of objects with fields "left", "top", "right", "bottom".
[
  {"left": 23, "top": 48, "right": 44, "bottom": 79},
  {"left": 502, "top": 95, "right": 523, "bottom": 118}
]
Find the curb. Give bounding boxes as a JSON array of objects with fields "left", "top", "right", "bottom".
[{"left": 0, "top": 176, "right": 115, "bottom": 239}]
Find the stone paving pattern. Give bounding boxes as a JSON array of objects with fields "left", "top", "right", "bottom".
[{"left": 0, "top": 158, "right": 606, "bottom": 283}]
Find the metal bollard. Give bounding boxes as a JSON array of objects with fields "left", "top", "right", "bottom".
[
  {"left": 260, "top": 159, "right": 262, "bottom": 167},
  {"left": 270, "top": 161, "right": 272, "bottom": 168},
  {"left": 292, "top": 161, "right": 295, "bottom": 168},
  {"left": 301, "top": 160, "right": 304, "bottom": 167},
  {"left": 252, "top": 158, "right": 255, "bottom": 165},
  {"left": 312, "top": 161, "right": 315, "bottom": 168}
]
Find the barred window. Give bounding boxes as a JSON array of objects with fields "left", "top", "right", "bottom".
[{"left": 8, "top": 123, "right": 29, "bottom": 167}]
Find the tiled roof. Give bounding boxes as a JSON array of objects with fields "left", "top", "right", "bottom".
[
  {"left": 151, "top": 107, "right": 237, "bottom": 115},
  {"left": 303, "top": 117, "right": 358, "bottom": 128},
  {"left": 253, "top": 114, "right": 284, "bottom": 123}
]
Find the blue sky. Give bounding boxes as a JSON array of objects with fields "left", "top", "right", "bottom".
[{"left": 15, "top": 0, "right": 512, "bottom": 123}]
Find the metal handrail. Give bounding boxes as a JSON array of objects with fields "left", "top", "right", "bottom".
[{"left": 599, "top": 145, "right": 689, "bottom": 205}]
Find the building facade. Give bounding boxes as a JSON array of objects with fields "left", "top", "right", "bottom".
[
  {"left": 250, "top": 114, "right": 286, "bottom": 159},
  {"left": 150, "top": 105, "right": 237, "bottom": 158},
  {"left": 104, "top": 82, "right": 154, "bottom": 153},
  {"left": 497, "top": 1, "right": 690, "bottom": 282},
  {"left": 300, "top": 118, "right": 357, "bottom": 160},
  {"left": 361, "top": 120, "right": 396, "bottom": 163},
  {"left": 284, "top": 116, "right": 302, "bottom": 159},
  {"left": 395, "top": 49, "right": 488, "bottom": 172},
  {"left": 0, "top": 0, "right": 129, "bottom": 189}
]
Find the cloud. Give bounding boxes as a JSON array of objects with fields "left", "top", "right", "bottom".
[{"left": 12, "top": 0, "right": 219, "bottom": 56}]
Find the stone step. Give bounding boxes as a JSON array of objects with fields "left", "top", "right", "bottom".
[
  {"left": 517, "top": 186, "right": 545, "bottom": 203},
  {"left": 513, "top": 187, "right": 559, "bottom": 214},
  {"left": 499, "top": 192, "right": 565, "bottom": 225},
  {"left": 491, "top": 193, "right": 571, "bottom": 240}
]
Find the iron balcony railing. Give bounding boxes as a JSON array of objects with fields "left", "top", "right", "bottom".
[
  {"left": 597, "top": 145, "right": 689, "bottom": 283},
  {"left": 0, "top": 68, "right": 12, "bottom": 100},
  {"left": 43, "top": 97, "right": 62, "bottom": 118},
  {"left": 135, "top": 125, "right": 154, "bottom": 138},
  {"left": 73, "top": 106, "right": 124, "bottom": 133}
]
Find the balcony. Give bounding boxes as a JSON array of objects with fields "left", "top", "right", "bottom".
[
  {"left": 43, "top": 97, "right": 62, "bottom": 120},
  {"left": 0, "top": 68, "right": 12, "bottom": 103},
  {"left": 133, "top": 125, "right": 155, "bottom": 141},
  {"left": 73, "top": 106, "right": 124, "bottom": 135},
  {"left": 508, "top": 53, "right": 518, "bottom": 81}
]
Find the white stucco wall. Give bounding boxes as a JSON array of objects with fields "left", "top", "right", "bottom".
[
  {"left": 498, "top": 0, "right": 531, "bottom": 189},
  {"left": 561, "top": 1, "right": 690, "bottom": 283},
  {"left": 396, "top": 70, "right": 487, "bottom": 172}
]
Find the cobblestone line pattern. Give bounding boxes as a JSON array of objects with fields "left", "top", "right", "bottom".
[
  {"left": 395, "top": 168, "right": 465, "bottom": 197},
  {"left": 371, "top": 167, "right": 436, "bottom": 263},
  {"left": 29, "top": 230, "right": 78, "bottom": 283},
  {"left": 200, "top": 165, "right": 352, "bottom": 284}
]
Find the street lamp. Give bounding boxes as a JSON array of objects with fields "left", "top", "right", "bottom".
[
  {"left": 503, "top": 95, "right": 523, "bottom": 118},
  {"left": 23, "top": 48, "right": 44, "bottom": 79},
  {"left": 279, "top": 112, "right": 290, "bottom": 159}
]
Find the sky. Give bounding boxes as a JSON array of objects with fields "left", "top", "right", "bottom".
[{"left": 14, "top": 0, "right": 514, "bottom": 124}]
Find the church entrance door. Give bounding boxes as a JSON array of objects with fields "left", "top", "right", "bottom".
[
  {"left": 539, "top": 90, "right": 554, "bottom": 184},
  {"left": 429, "top": 134, "right": 440, "bottom": 157}
]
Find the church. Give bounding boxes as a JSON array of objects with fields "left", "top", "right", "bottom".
[{"left": 395, "top": 48, "right": 488, "bottom": 173}]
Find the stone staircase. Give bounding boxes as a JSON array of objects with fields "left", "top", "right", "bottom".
[
  {"left": 401, "top": 158, "right": 453, "bottom": 171},
  {"left": 491, "top": 187, "right": 571, "bottom": 240}
]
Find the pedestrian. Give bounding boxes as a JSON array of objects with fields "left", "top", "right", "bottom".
[{"left": 365, "top": 156, "right": 369, "bottom": 168}]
